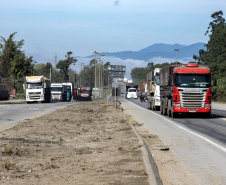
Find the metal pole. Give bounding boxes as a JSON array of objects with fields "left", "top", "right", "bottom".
[
  {"left": 94, "top": 52, "right": 97, "bottom": 97},
  {"left": 174, "top": 49, "right": 179, "bottom": 65},
  {"left": 99, "top": 58, "right": 101, "bottom": 97}
]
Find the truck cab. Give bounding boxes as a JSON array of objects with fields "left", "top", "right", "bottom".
[{"left": 126, "top": 88, "right": 138, "bottom": 99}]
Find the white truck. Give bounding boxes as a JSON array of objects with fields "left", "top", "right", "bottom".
[
  {"left": 51, "top": 83, "right": 63, "bottom": 101},
  {"left": 126, "top": 88, "right": 138, "bottom": 99},
  {"left": 25, "top": 76, "right": 51, "bottom": 103},
  {"left": 147, "top": 68, "right": 161, "bottom": 110}
]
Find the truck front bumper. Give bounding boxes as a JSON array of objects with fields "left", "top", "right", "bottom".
[{"left": 173, "top": 106, "right": 211, "bottom": 113}]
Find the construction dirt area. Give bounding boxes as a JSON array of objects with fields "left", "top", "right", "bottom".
[{"left": 0, "top": 100, "right": 153, "bottom": 185}]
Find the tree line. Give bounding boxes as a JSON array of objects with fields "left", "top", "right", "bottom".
[
  {"left": 0, "top": 32, "right": 110, "bottom": 95},
  {"left": 131, "top": 11, "right": 226, "bottom": 102}
]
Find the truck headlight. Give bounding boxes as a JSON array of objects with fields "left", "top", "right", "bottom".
[{"left": 205, "top": 104, "right": 211, "bottom": 107}]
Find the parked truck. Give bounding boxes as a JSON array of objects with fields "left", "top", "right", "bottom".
[
  {"left": 160, "top": 63, "right": 212, "bottom": 118},
  {"left": 62, "top": 83, "right": 73, "bottom": 102},
  {"left": 25, "top": 76, "right": 51, "bottom": 103},
  {"left": 139, "top": 81, "right": 147, "bottom": 93},
  {"left": 51, "top": 83, "right": 63, "bottom": 101},
  {"left": 0, "top": 84, "right": 10, "bottom": 100},
  {"left": 147, "top": 68, "right": 160, "bottom": 110}
]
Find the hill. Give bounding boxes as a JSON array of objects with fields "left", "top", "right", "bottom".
[{"left": 88, "top": 43, "right": 206, "bottom": 61}]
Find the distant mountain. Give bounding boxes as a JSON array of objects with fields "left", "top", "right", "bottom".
[{"left": 87, "top": 43, "right": 206, "bottom": 61}]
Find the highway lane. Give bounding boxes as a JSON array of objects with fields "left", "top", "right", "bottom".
[
  {"left": 120, "top": 96, "right": 226, "bottom": 184},
  {"left": 123, "top": 97, "right": 226, "bottom": 147},
  {"left": 0, "top": 102, "right": 79, "bottom": 129}
]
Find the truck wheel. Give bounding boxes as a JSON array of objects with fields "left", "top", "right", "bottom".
[
  {"left": 172, "top": 112, "right": 178, "bottom": 118},
  {"left": 147, "top": 102, "right": 150, "bottom": 110},
  {"left": 163, "top": 107, "right": 167, "bottom": 115},
  {"left": 160, "top": 101, "right": 163, "bottom": 114},
  {"left": 151, "top": 103, "right": 154, "bottom": 110}
]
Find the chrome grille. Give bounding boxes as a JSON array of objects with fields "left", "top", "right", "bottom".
[{"left": 179, "top": 89, "right": 206, "bottom": 109}]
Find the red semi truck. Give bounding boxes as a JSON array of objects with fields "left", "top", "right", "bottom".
[{"left": 160, "top": 63, "right": 212, "bottom": 118}]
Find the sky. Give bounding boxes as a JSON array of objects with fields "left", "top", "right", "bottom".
[{"left": 1, "top": 0, "right": 226, "bottom": 79}]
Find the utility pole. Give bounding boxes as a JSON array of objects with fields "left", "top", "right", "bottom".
[
  {"left": 101, "top": 54, "right": 105, "bottom": 97},
  {"left": 54, "top": 54, "right": 58, "bottom": 68},
  {"left": 90, "top": 51, "right": 102, "bottom": 97},
  {"left": 174, "top": 49, "right": 179, "bottom": 65}
]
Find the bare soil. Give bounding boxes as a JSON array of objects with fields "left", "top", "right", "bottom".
[{"left": 0, "top": 101, "right": 149, "bottom": 185}]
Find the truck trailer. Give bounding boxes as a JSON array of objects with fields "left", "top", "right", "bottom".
[
  {"left": 160, "top": 63, "right": 212, "bottom": 118},
  {"left": 25, "top": 76, "right": 51, "bottom": 103},
  {"left": 147, "top": 68, "right": 160, "bottom": 110},
  {"left": 0, "top": 84, "right": 10, "bottom": 100}
]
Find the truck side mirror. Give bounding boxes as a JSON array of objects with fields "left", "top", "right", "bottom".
[
  {"left": 212, "top": 79, "right": 217, "bottom": 86},
  {"left": 23, "top": 84, "right": 26, "bottom": 90},
  {"left": 44, "top": 83, "right": 46, "bottom": 88}
]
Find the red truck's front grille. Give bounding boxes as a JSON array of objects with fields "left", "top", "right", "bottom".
[{"left": 179, "top": 90, "right": 206, "bottom": 109}]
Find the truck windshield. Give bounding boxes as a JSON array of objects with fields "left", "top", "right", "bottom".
[
  {"left": 155, "top": 73, "right": 160, "bottom": 85},
  {"left": 81, "top": 90, "right": 89, "bottom": 94},
  {"left": 51, "top": 87, "right": 62, "bottom": 91},
  {"left": 27, "top": 82, "right": 43, "bottom": 89},
  {"left": 175, "top": 74, "right": 211, "bottom": 87},
  {"left": 128, "top": 89, "right": 136, "bottom": 92}
]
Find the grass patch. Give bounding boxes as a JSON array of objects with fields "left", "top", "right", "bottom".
[{"left": 120, "top": 119, "right": 127, "bottom": 123}]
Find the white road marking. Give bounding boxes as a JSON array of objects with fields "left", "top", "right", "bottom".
[{"left": 125, "top": 100, "right": 226, "bottom": 154}]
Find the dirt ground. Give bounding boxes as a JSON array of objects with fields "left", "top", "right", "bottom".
[{"left": 0, "top": 101, "right": 149, "bottom": 185}]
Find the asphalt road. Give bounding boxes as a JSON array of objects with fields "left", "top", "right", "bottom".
[
  {"left": 0, "top": 102, "right": 79, "bottom": 129},
  {"left": 119, "top": 93, "right": 226, "bottom": 184}
]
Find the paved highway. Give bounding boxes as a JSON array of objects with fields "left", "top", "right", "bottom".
[
  {"left": 119, "top": 91, "right": 226, "bottom": 184},
  {"left": 0, "top": 102, "right": 79, "bottom": 130}
]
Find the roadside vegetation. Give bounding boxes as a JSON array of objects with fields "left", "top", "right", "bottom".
[
  {"left": 131, "top": 11, "right": 226, "bottom": 102},
  {"left": 0, "top": 33, "right": 111, "bottom": 97}
]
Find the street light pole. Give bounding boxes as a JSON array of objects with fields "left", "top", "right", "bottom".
[
  {"left": 90, "top": 51, "right": 102, "bottom": 98},
  {"left": 174, "top": 49, "right": 179, "bottom": 65},
  {"left": 100, "top": 54, "right": 105, "bottom": 97}
]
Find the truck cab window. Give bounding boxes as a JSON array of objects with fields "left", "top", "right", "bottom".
[{"left": 175, "top": 74, "right": 211, "bottom": 87}]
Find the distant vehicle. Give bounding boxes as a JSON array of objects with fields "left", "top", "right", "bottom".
[
  {"left": 125, "top": 83, "right": 138, "bottom": 99},
  {"left": 0, "top": 84, "right": 10, "bottom": 100},
  {"left": 25, "top": 76, "right": 51, "bottom": 103},
  {"left": 62, "top": 83, "right": 73, "bottom": 102},
  {"left": 79, "top": 87, "right": 92, "bottom": 101},
  {"left": 147, "top": 68, "right": 161, "bottom": 111},
  {"left": 126, "top": 88, "right": 138, "bottom": 99},
  {"left": 92, "top": 88, "right": 99, "bottom": 98},
  {"left": 51, "top": 83, "right": 63, "bottom": 101}
]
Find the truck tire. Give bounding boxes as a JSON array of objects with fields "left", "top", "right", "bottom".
[
  {"left": 172, "top": 112, "right": 178, "bottom": 118},
  {"left": 160, "top": 100, "right": 163, "bottom": 114},
  {"left": 147, "top": 101, "right": 150, "bottom": 110},
  {"left": 151, "top": 102, "right": 154, "bottom": 110}
]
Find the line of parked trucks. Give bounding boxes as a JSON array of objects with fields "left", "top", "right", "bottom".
[
  {"left": 126, "top": 63, "right": 214, "bottom": 118},
  {"left": 24, "top": 76, "right": 92, "bottom": 104}
]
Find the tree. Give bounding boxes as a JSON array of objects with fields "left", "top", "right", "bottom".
[
  {"left": 200, "top": 11, "right": 226, "bottom": 77},
  {"left": 0, "top": 32, "right": 34, "bottom": 79},
  {"left": 195, "top": 11, "right": 226, "bottom": 101},
  {"left": 56, "top": 51, "right": 77, "bottom": 81}
]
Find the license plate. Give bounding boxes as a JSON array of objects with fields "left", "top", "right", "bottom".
[{"left": 189, "top": 110, "right": 196, "bottom": 112}]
